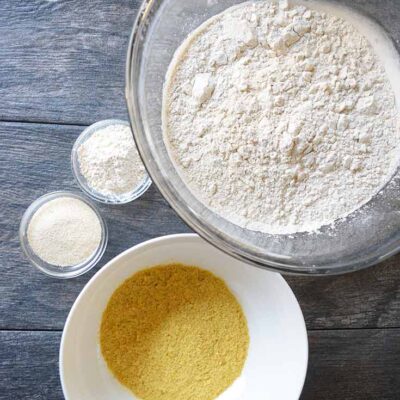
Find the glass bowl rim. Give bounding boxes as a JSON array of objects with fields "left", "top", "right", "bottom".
[
  {"left": 125, "top": 0, "right": 400, "bottom": 275},
  {"left": 19, "top": 191, "right": 108, "bottom": 279},
  {"left": 71, "top": 119, "right": 152, "bottom": 205}
]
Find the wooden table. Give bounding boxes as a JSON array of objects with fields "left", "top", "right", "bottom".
[{"left": 0, "top": 1, "right": 399, "bottom": 399}]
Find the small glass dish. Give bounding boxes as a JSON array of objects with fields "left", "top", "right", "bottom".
[
  {"left": 71, "top": 119, "right": 152, "bottom": 204},
  {"left": 19, "top": 191, "right": 108, "bottom": 279}
]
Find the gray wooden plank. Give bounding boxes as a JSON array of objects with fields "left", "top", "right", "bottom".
[
  {"left": 287, "top": 256, "right": 400, "bottom": 330},
  {"left": 302, "top": 329, "right": 400, "bottom": 400},
  {"left": 0, "top": 121, "right": 190, "bottom": 330},
  {"left": 1, "top": 121, "right": 400, "bottom": 331},
  {"left": 0, "top": 0, "right": 140, "bottom": 125},
  {"left": 0, "top": 1, "right": 399, "bottom": 125},
  {"left": 0, "top": 331, "right": 63, "bottom": 400},
  {"left": 1, "top": 329, "right": 399, "bottom": 400}
]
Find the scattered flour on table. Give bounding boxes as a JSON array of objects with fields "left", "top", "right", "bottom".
[
  {"left": 27, "top": 197, "right": 102, "bottom": 267},
  {"left": 163, "top": 0, "right": 400, "bottom": 234},
  {"left": 78, "top": 124, "right": 146, "bottom": 196}
]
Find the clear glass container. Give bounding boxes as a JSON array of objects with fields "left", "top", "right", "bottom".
[
  {"left": 126, "top": 0, "right": 400, "bottom": 275},
  {"left": 19, "top": 191, "right": 108, "bottom": 278},
  {"left": 71, "top": 119, "right": 152, "bottom": 204}
]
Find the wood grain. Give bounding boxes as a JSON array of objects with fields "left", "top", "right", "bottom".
[
  {"left": 287, "top": 256, "right": 400, "bottom": 330},
  {"left": 0, "top": 0, "right": 140, "bottom": 125},
  {"left": 1, "top": 122, "right": 400, "bottom": 331},
  {"left": 0, "top": 331, "right": 63, "bottom": 400},
  {"left": 302, "top": 329, "right": 400, "bottom": 400},
  {"left": 0, "top": 1, "right": 399, "bottom": 126},
  {"left": 1, "top": 1, "right": 400, "bottom": 398},
  {"left": 0, "top": 121, "right": 190, "bottom": 330},
  {"left": 1, "top": 329, "right": 399, "bottom": 400}
]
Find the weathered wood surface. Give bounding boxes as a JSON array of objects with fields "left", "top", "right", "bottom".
[
  {"left": 0, "top": 122, "right": 190, "bottom": 330},
  {"left": 287, "top": 256, "right": 400, "bottom": 330},
  {"left": 0, "top": 0, "right": 399, "bottom": 126},
  {"left": 1, "top": 329, "right": 399, "bottom": 400},
  {"left": 0, "top": 331, "right": 63, "bottom": 400},
  {"left": 303, "top": 329, "right": 400, "bottom": 400},
  {"left": 0, "top": 0, "right": 140, "bottom": 125},
  {"left": 1, "top": 0, "right": 400, "bottom": 399},
  {"left": 1, "top": 122, "right": 400, "bottom": 331}
]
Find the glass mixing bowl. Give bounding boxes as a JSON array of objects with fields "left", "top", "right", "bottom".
[{"left": 126, "top": 0, "right": 400, "bottom": 275}]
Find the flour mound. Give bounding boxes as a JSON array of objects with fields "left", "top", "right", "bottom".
[
  {"left": 27, "top": 197, "right": 102, "bottom": 267},
  {"left": 163, "top": 0, "right": 400, "bottom": 234},
  {"left": 78, "top": 124, "right": 146, "bottom": 196}
]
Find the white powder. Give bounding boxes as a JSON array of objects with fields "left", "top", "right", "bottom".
[
  {"left": 77, "top": 124, "right": 146, "bottom": 196},
  {"left": 27, "top": 197, "right": 102, "bottom": 267},
  {"left": 163, "top": 0, "right": 400, "bottom": 234}
]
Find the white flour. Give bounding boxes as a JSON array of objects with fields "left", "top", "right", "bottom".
[
  {"left": 27, "top": 197, "right": 102, "bottom": 267},
  {"left": 78, "top": 124, "right": 146, "bottom": 196},
  {"left": 163, "top": 0, "right": 400, "bottom": 234}
]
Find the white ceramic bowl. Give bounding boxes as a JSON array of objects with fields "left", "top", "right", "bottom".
[{"left": 60, "top": 234, "right": 308, "bottom": 400}]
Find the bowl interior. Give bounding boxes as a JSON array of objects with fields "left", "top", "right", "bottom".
[
  {"left": 19, "top": 191, "right": 108, "bottom": 279},
  {"left": 60, "top": 234, "right": 308, "bottom": 400},
  {"left": 71, "top": 119, "right": 152, "bottom": 205},
  {"left": 126, "top": 0, "right": 400, "bottom": 274}
]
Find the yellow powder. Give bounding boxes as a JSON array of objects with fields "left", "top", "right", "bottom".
[{"left": 100, "top": 263, "right": 249, "bottom": 400}]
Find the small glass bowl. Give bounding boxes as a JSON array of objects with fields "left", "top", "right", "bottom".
[
  {"left": 71, "top": 119, "right": 152, "bottom": 204},
  {"left": 19, "top": 191, "right": 108, "bottom": 279}
]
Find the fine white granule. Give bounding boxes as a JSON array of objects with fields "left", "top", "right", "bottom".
[
  {"left": 163, "top": 0, "right": 400, "bottom": 234},
  {"left": 77, "top": 124, "right": 146, "bottom": 196},
  {"left": 27, "top": 197, "right": 102, "bottom": 267}
]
